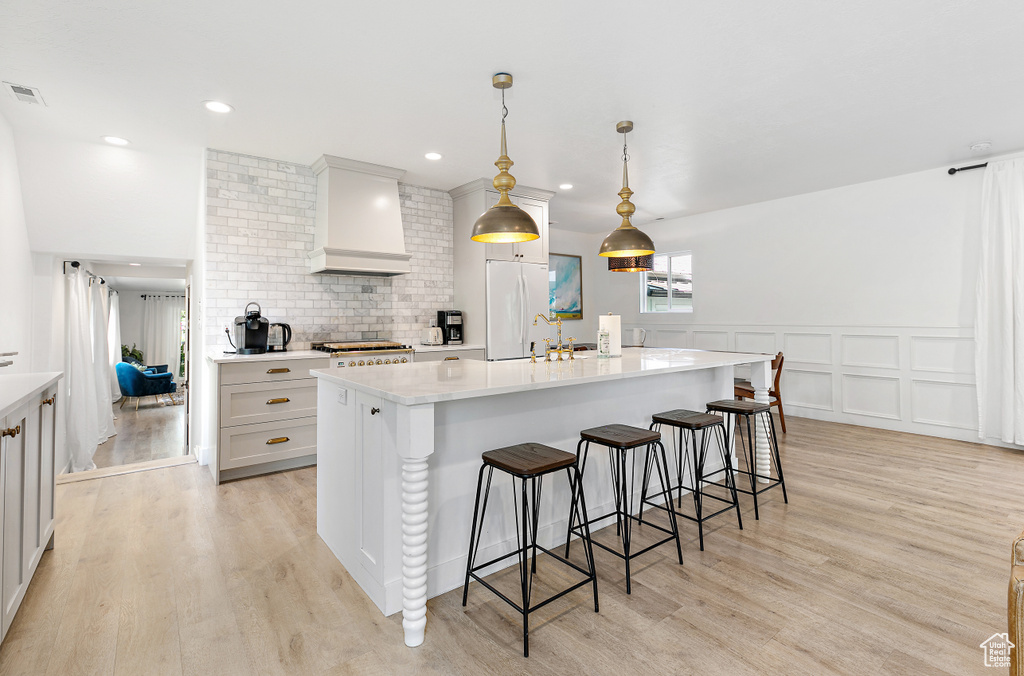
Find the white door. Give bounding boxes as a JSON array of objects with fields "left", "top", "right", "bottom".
[{"left": 486, "top": 260, "right": 527, "bottom": 360}]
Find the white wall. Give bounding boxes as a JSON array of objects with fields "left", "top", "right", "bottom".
[
  {"left": 554, "top": 161, "right": 1006, "bottom": 446},
  {"left": 0, "top": 112, "right": 33, "bottom": 373},
  {"left": 549, "top": 228, "right": 602, "bottom": 345},
  {"left": 117, "top": 292, "right": 145, "bottom": 355}
]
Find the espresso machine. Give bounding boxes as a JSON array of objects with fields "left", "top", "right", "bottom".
[
  {"left": 437, "top": 310, "right": 463, "bottom": 345},
  {"left": 228, "top": 302, "right": 269, "bottom": 354}
]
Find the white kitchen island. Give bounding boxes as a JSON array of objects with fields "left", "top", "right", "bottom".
[{"left": 312, "top": 348, "right": 774, "bottom": 647}]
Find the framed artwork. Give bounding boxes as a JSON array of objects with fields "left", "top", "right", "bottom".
[{"left": 549, "top": 253, "right": 583, "bottom": 319}]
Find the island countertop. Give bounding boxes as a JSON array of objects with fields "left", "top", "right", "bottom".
[{"left": 311, "top": 347, "right": 772, "bottom": 406}]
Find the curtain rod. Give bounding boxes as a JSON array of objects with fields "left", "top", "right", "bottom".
[
  {"left": 948, "top": 162, "right": 988, "bottom": 175},
  {"left": 140, "top": 294, "right": 184, "bottom": 299},
  {"left": 62, "top": 260, "right": 104, "bottom": 283}
]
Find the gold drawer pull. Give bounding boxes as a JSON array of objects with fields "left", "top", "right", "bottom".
[
  {"left": 267, "top": 368, "right": 290, "bottom": 374},
  {"left": 266, "top": 397, "right": 290, "bottom": 405},
  {"left": 444, "top": 356, "right": 460, "bottom": 361},
  {"left": 266, "top": 437, "right": 289, "bottom": 445},
  {"left": 41, "top": 396, "right": 55, "bottom": 406},
  {"left": 2, "top": 425, "right": 20, "bottom": 439}
]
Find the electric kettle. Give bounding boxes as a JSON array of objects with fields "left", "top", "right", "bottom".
[{"left": 268, "top": 323, "right": 292, "bottom": 352}]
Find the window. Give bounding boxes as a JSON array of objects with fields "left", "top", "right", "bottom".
[{"left": 640, "top": 252, "right": 692, "bottom": 313}]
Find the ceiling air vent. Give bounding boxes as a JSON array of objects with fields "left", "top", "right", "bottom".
[{"left": 3, "top": 82, "right": 46, "bottom": 106}]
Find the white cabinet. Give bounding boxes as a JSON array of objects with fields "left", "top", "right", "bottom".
[
  {"left": 0, "top": 377, "right": 58, "bottom": 643},
  {"left": 450, "top": 179, "right": 555, "bottom": 348},
  {"left": 211, "top": 355, "right": 330, "bottom": 483},
  {"left": 413, "top": 348, "right": 486, "bottom": 363}
]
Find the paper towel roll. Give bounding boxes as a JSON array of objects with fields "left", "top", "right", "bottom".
[{"left": 599, "top": 314, "right": 622, "bottom": 357}]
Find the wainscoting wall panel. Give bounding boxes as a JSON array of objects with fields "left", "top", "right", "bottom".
[
  {"left": 621, "top": 323, "right": 990, "bottom": 446},
  {"left": 842, "top": 374, "right": 901, "bottom": 420},
  {"left": 910, "top": 336, "right": 974, "bottom": 375},
  {"left": 841, "top": 334, "right": 900, "bottom": 369},
  {"left": 783, "top": 333, "right": 832, "bottom": 365}
]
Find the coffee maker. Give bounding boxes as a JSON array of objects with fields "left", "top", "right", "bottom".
[
  {"left": 437, "top": 310, "right": 463, "bottom": 345},
  {"left": 230, "top": 302, "right": 269, "bottom": 354}
]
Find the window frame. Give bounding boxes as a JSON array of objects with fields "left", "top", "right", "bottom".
[{"left": 639, "top": 251, "right": 693, "bottom": 314}]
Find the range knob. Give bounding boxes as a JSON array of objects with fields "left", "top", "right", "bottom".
[
  {"left": 349, "top": 361, "right": 356, "bottom": 367},
  {"left": 400, "top": 357, "right": 408, "bottom": 363},
  {"left": 367, "top": 360, "right": 374, "bottom": 366},
  {"left": 375, "top": 359, "right": 383, "bottom": 365},
  {"left": 358, "top": 360, "right": 365, "bottom": 366},
  {"left": 384, "top": 359, "right": 391, "bottom": 365}
]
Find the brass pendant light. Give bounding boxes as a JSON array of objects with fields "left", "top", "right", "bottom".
[
  {"left": 600, "top": 121, "right": 655, "bottom": 270},
  {"left": 470, "top": 73, "right": 540, "bottom": 244}
]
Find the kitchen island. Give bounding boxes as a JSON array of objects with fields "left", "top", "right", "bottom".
[{"left": 312, "top": 348, "right": 774, "bottom": 647}]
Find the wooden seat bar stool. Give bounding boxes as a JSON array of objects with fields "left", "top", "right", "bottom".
[
  {"left": 462, "top": 442, "right": 598, "bottom": 657},
  {"left": 639, "top": 410, "right": 742, "bottom": 551},
  {"left": 565, "top": 424, "right": 683, "bottom": 594},
  {"left": 705, "top": 399, "right": 788, "bottom": 520}
]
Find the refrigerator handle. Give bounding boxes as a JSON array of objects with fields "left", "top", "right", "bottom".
[
  {"left": 519, "top": 271, "right": 527, "bottom": 348},
  {"left": 522, "top": 268, "right": 530, "bottom": 350}
]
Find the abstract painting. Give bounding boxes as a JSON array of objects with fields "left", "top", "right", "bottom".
[{"left": 549, "top": 253, "right": 583, "bottom": 319}]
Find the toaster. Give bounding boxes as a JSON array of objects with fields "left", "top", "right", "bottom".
[{"left": 420, "top": 327, "right": 443, "bottom": 346}]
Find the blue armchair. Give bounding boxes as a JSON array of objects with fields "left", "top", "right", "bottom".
[{"left": 115, "top": 362, "right": 177, "bottom": 410}]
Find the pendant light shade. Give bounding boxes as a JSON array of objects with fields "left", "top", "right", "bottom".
[
  {"left": 471, "top": 73, "right": 540, "bottom": 244},
  {"left": 600, "top": 121, "right": 655, "bottom": 270},
  {"left": 608, "top": 254, "right": 654, "bottom": 272}
]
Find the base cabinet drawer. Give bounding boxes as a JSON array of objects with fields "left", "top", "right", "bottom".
[
  {"left": 219, "top": 418, "right": 317, "bottom": 470},
  {"left": 220, "top": 358, "right": 330, "bottom": 386},
  {"left": 220, "top": 381, "right": 317, "bottom": 427}
]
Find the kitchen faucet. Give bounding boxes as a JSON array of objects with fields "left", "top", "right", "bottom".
[{"left": 533, "top": 314, "right": 574, "bottom": 361}]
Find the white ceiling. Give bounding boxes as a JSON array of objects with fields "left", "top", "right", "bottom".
[{"left": 2, "top": 0, "right": 1023, "bottom": 249}]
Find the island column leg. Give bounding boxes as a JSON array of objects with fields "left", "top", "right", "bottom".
[
  {"left": 397, "top": 403, "right": 435, "bottom": 648},
  {"left": 750, "top": 359, "right": 772, "bottom": 484}
]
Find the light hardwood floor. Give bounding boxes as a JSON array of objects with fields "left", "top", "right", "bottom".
[
  {"left": 2, "top": 417, "right": 1022, "bottom": 675},
  {"left": 93, "top": 399, "right": 185, "bottom": 469}
]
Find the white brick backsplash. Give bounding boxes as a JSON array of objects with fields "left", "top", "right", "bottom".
[{"left": 204, "top": 149, "right": 454, "bottom": 351}]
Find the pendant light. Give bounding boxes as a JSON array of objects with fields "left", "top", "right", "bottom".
[
  {"left": 600, "top": 121, "right": 655, "bottom": 271},
  {"left": 470, "top": 73, "right": 540, "bottom": 244}
]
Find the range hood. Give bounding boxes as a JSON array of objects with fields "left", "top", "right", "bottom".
[{"left": 309, "top": 155, "right": 411, "bottom": 276}]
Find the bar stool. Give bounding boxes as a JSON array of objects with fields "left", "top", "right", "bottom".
[
  {"left": 639, "top": 410, "right": 742, "bottom": 551},
  {"left": 565, "top": 424, "right": 682, "bottom": 594},
  {"left": 705, "top": 399, "right": 788, "bottom": 520},
  {"left": 462, "top": 442, "right": 598, "bottom": 657}
]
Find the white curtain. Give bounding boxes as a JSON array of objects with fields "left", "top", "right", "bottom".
[
  {"left": 90, "top": 280, "right": 115, "bottom": 443},
  {"left": 975, "top": 158, "right": 1024, "bottom": 443},
  {"left": 107, "top": 290, "right": 122, "bottom": 402},
  {"left": 142, "top": 295, "right": 184, "bottom": 382},
  {"left": 66, "top": 268, "right": 98, "bottom": 472}
]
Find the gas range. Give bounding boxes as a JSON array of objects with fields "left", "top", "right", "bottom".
[{"left": 311, "top": 341, "right": 415, "bottom": 368}]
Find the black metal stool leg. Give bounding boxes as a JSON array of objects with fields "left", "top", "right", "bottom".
[
  {"left": 693, "top": 428, "right": 709, "bottom": 551},
  {"left": 765, "top": 410, "right": 788, "bottom": 503},
  {"left": 715, "top": 423, "right": 743, "bottom": 530},
  {"left": 677, "top": 427, "right": 687, "bottom": 508},
  {"left": 743, "top": 413, "right": 760, "bottom": 520},
  {"left": 619, "top": 447, "right": 634, "bottom": 594},
  {"left": 569, "top": 464, "right": 600, "bottom": 612},
  {"left": 565, "top": 439, "right": 588, "bottom": 558},
  {"left": 653, "top": 440, "right": 683, "bottom": 564},
  {"left": 463, "top": 463, "right": 493, "bottom": 606},
  {"left": 518, "top": 476, "right": 532, "bottom": 657},
  {"left": 531, "top": 476, "right": 543, "bottom": 573}
]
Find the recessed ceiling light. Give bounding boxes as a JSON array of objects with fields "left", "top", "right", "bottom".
[
  {"left": 559, "top": 183, "right": 573, "bottom": 190},
  {"left": 203, "top": 100, "right": 233, "bottom": 113},
  {"left": 102, "top": 136, "right": 130, "bottom": 146},
  {"left": 129, "top": 263, "right": 141, "bottom": 266},
  {"left": 970, "top": 141, "right": 992, "bottom": 152},
  {"left": 424, "top": 152, "right": 443, "bottom": 161}
]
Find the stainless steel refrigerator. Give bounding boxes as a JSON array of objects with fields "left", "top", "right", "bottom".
[{"left": 485, "top": 260, "right": 551, "bottom": 360}]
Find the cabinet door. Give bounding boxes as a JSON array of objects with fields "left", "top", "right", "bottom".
[
  {"left": 38, "top": 388, "right": 56, "bottom": 548},
  {"left": 354, "top": 392, "right": 383, "bottom": 580},
  {"left": 1, "top": 401, "right": 33, "bottom": 636},
  {"left": 513, "top": 196, "right": 549, "bottom": 264}
]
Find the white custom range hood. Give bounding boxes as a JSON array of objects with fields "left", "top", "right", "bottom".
[{"left": 309, "top": 155, "right": 411, "bottom": 276}]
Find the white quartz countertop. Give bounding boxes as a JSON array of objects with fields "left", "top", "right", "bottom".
[
  {"left": 413, "top": 344, "right": 485, "bottom": 353},
  {"left": 312, "top": 348, "right": 771, "bottom": 406},
  {"left": 0, "top": 372, "right": 63, "bottom": 419},
  {"left": 207, "top": 349, "right": 330, "bottom": 364}
]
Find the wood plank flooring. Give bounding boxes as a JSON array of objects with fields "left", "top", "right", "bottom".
[
  {"left": 2, "top": 417, "right": 1022, "bottom": 675},
  {"left": 93, "top": 400, "right": 185, "bottom": 469}
]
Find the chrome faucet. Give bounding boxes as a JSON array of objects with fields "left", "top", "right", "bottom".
[{"left": 533, "top": 314, "right": 574, "bottom": 360}]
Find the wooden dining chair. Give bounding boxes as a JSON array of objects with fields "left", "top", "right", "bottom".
[{"left": 734, "top": 351, "right": 786, "bottom": 433}]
